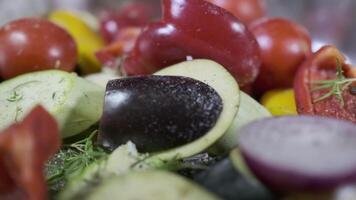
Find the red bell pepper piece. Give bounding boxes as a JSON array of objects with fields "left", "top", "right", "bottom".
[
  {"left": 96, "top": 27, "right": 141, "bottom": 69},
  {"left": 294, "top": 45, "right": 356, "bottom": 123},
  {"left": 123, "top": 0, "right": 261, "bottom": 87},
  {"left": 0, "top": 106, "right": 61, "bottom": 200}
]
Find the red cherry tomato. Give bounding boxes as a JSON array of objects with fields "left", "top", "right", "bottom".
[
  {"left": 99, "top": 2, "right": 154, "bottom": 43},
  {"left": 205, "top": 0, "right": 266, "bottom": 24},
  {"left": 294, "top": 45, "right": 356, "bottom": 123},
  {"left": 0, "top": 18, "right": 77, "bottom": 80},
  {"left": 250, "top": 18, "right": 312, "bottom": 95}
]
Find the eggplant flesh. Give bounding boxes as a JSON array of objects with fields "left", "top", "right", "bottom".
[{"left": 99, "top": 75, "right": 223, "bottom": 152}]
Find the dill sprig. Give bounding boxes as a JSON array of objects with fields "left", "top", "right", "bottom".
[
  {"left": 311, "top": 60, "right": 356, "bottom": 107},
  {"left": 46, "top": 131, "right": 107, "bottom": 190}
]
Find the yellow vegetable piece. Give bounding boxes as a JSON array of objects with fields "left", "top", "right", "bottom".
[
  {"left": 49, "top": 10, "right": 104, "bottom": 74},
  {"left": 260, "top": 89, "right": 297, "bottom": 116}
]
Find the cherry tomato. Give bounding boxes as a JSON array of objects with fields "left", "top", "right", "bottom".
[
  {"left": 99, "top": 2, "right": 154, "bottom": 43},
  {"left": 0, "top": 18, "right": 77, "bottom": 80},
  {"left": 294, "top": 45, "right": 356, "bottom": 123},
  {"left": 205, "top": 0, "right": 266, "bottom": 24},
  {"left": 260, "top": 89, "right": 297, "bottom": 116},
  {"left": 250, "top": 18, "right": 312, "bottom": 95}
]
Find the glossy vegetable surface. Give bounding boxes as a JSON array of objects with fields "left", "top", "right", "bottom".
[
  {"left": 250, "top": 18, "right": 312, "bottom": 94},
  {"left": 239, "top": 116, "right": 356, "bottom": 192},
  {"left": 49, "top": 10, "right": 105, "bottom": 74},
  {"left": 99, "top": 2, "right": 154, "bottom": 43},
  {"left": 294, "top": 45, "right": 356, "bottom": 123},
  {"left": 153, "top": 59, "right": 240, "bottom": 160},
  {"left": 205, "top": 0, "right": 266, "bottom": 25},
  {"left": 0, "top": 18, "right": 77, "bottom": 79},
  {"left": 99, "top": 75, "right": 223, "bottom": 152},
  {"left": 123, "top": 0, "right": 261, "bottom": 87}
]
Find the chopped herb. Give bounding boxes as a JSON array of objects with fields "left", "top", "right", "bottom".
[
  {"left": 6, "top": 91, "right": 22, "bottom": 102},
  {"left": 312, "top": 60, "right": 356, "bottom": 107},
  {"left": 52, "top": 92, "right": 57, "bottom": 100},
  {"left": 46, "top": 131, "right": 107, "bottom": 191},
  {"left": 14, "top": 106, "right": 23, "bottom": 122}
]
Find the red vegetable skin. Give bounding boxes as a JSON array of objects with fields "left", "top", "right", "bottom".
[
  {"left": 205, "top": 0, "right": 266, "bottom": 25},
  {"left": 123, "top": 0, "right": 261, "bottom": 87},
  {"left": 250, "top": 18, "right": 312, "bottom": 94},
  {"left": 0, "top": 106, "right": 60, "bottom": 200},
  {"left": 99, "top": 2, "right": 154, "bottom": 43},
  {"left": 0, "top": 18, "right": 77, "bottom": 80},
  {"left": 96, "top": 27, "right": 141, "bottom": 68},
  {"left": 294, "top": 45, "right": 356, "bottom": 123}
]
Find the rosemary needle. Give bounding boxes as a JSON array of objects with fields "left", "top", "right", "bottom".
[{"left": 312, "top": 60, "right": 356, "bottom": 107}]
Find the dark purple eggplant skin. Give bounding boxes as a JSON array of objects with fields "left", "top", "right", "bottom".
[
  {"left": 238, "top": 116, "right": 356, "bottom": 193},
  {"left": 194, "top": 157, "right": 276, "bottom": 200},
  {"left": 98, "top": 75, "right": 223, "bottom": 152}
]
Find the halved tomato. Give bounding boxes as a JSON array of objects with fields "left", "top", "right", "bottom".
[{"left": 294, "top": 45, "right": 356, "bottom": 123}]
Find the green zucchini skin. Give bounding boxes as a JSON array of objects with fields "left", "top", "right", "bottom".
[{"left": 194, "top": 158, "right": 275, "bottom": 200}]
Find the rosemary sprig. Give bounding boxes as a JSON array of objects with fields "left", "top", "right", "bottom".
[
  {"left": 311, "top": 60, "right": 356, "bottom": 107},
  {"left": 46, "top": 131, "right": 107, "bottom": 191}
]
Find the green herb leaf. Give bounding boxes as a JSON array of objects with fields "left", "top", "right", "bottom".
[
  {"left": 312, "top": 60, "right": 356, "bottom": 107},
  {"left": 46, "top": 131, "right": 107, "bottom": 192}
]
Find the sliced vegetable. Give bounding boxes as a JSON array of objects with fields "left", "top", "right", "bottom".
[
  {"left": 59, "top": 142, "right": 150, "bottom": 200},
  {"left": 0, "top": 70, "right": 104, "bottom": 137},
  {"left": 99, "top": 75, "right": 223, "bottom": 152},
  {"left": 260, "top": 89, "right": 297, "bottom": 116},
  {"left": 153, "top": 59, "right": 240, "bottom": 160},
  {"left": 155, "top": 60, "right": 270, "bottom": 152},
  {"left": 194, "top": 148, "right": 274, "bottom": 200},
  {"left": 84, "top": 68, "right": 121, "bottom": 88},
  {"left": 49, "top": 10, "right": 105, "bottom": 74},
  {"left": 123, "top": 0, "right": 261, "bottom": 87},
  {"left": 294, "top": 45, "right": 356, "bottom": 123},
  {"left": 0, "top": 106, "right": 60, "bottom": 200},
  {"left": 239, "top": 116, "right": 356, "bottom": 193},
  {"left": 64, "top": 171, "right": 220, "bottom": 200},
  {"left": 0, "top": 18, "right": 77, "bottom": 79},
  {"left": 95, "top": 27, "right": 141, "bottom": 68}
]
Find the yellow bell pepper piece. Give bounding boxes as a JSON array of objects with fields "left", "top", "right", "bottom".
[
  {"left": 260, "top": 89, "right": 297, "bottom": 116},
  {"left": 49, "top": 10, "right": 104, "bottom": 74}
]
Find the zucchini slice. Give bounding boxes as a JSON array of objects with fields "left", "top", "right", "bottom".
[
  {"left": 67, "top": 171, "right": 220, "bottom": 200},
  {"left": 0, "top": 70, "right": 104, "bottom": 137}
]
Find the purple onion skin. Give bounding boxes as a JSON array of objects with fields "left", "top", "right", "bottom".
[{"left": 238, "top": 116, "right": 356, "bottom": 193}]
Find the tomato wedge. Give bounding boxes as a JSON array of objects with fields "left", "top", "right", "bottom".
[
  {"left": 0, "top": 106, "right": 60, "bottom": 200},
  {"left": 294, "top": 45, "right": 356, "bottom": 123}
]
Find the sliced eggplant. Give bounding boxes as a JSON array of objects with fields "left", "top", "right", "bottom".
[
  {"left": 194, "top": 148, "right": 275, "bottom": 200},
  {"left": 68, "top": 171, "right": 220, "bottom": 200},
  {"left": 99, "top": 59, "right": 239, "bottom": 160},
  {"left": 0, "top": 70, "right": 104, "bottom": 137},
  {"left": 238, "top": 116, "right": 356, "bottom": 193},
  {"left": 154, "top": 59, "right": 270, "bottom": 153},
  {"left": 99, "top": 75, "right": 223, "bottom": 152},
  {"left": 216, "top": 92, "right": 271, "bottom": 152}
]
